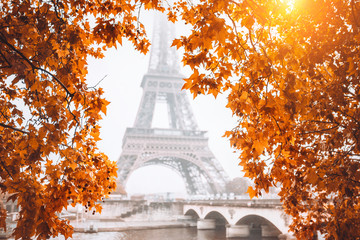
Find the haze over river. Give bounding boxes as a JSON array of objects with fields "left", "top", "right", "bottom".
[{"left": 51, "top": 228, "right": 277, "bottom": 240}]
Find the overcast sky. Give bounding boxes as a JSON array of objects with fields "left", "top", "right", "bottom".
[{"left": 86, "top": 11, "right": 243, "bottom": 196}]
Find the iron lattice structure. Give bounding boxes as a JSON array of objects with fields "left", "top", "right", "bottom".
[{"left": 117, "top": 14, "right": 229, "bottom": 195}]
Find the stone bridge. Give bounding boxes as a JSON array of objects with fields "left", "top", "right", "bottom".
[
  {"left": 65, "top": 197, "right": 294, "bottom": 239},
  {"left": 183, "top": 199, "right": 294, "bottom": 239}
]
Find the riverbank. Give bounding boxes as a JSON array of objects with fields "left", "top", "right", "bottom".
[{"left": 71, "top": 219, "right": 194, "bottom": 233}]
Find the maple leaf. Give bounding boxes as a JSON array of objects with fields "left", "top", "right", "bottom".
[{"left": 246, "top": 186, "right": 257, "bottom": 199}]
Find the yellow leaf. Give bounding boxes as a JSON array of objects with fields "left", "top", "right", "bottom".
[
  {"left": 347, "top": 57, "right": 357, "bottom": 75},
  {"left": 69, "top": 162, "right": 77, "bottom": 171},
  {"left": 171, "top": 39, "right": 182, "bottom": 49},
  {"left": 90, "top": 128, "right": 101, "bottom": 141},
  {"left": 30, "top": 138, "right": 39, "bottom": 150},
  {"left": 246, "top": 186, "right": 257, "bottom": 199},
  {"left": 282, "top": 150, "right": 291, "bottom": 158},
  {"left": 253, "top": 140, "right": 266, "bottom": 154},
  {"left": 289, "top": 135, "right": 295, "bottom": 145},
  {"left": 100, "top": 99, "right": 110, "bottom": 115},
  {"left": 242, "top": 15, "right": 255, "bottom": 29},
  {"left": 16, "top": 118, "right": 23, "bottom": 126},
  {"left": 208, "top": 88, "right": 219, "bottom": 98},
  {"left": 222, "top": 131, "right": 232, "bottom": 138},
  {"left": 240, "top": 91, "right": 248, "bottom": 101}
]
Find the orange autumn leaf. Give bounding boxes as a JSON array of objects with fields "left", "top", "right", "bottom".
[{"left": 246, "top": 186, "right": 257, "bottom": 199}]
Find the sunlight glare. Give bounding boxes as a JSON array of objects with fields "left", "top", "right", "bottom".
[{"left": 282, "top": 0, "right": 296, "bottom": 12}]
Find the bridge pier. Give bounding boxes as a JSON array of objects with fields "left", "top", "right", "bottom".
[
  {"left": 261, "top": 225, "right": 281, "bottom": 238},
  {"left": 197, "top": 219, "right": 216, "bottom": 230},
  {"left": 226, "top": 224, "right": 250, "bottom": 238}
]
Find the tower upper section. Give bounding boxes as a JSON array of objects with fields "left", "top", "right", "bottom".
[
  {"left": 147, "top": 13, "right": 180, "bottom": 75},
  {"left": 133, "top": 13, "right": 199, "bottom": 131}
]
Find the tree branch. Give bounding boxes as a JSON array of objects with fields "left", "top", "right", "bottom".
[
  {"left": 0, "top": 161, "right": 14, "bottom": 180},
  {"left": 270, "top": 114, "right": 283, "bottom": 134},
  {"left": 300, "top": 124, "right": 340, "bottom": 135},
  {"left": 0, "top": 50, "right": 12, "bottom": 69},
  {"left": 0, "top": 34, "right": 73, "bottom": 97},
  {"left": 87, "top": 75, "right": 107, "bottom": 90},
  {"left": 0, "top": 123, "right": 28, "bottom": 134}
]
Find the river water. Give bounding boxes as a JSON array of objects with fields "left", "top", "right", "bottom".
[{"left": 52, "top": 228, "right": 277, "bottom": 240}]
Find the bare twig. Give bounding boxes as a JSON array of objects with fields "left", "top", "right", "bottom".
[{"left": 87, "top": 75, "right": 108, "bottom": 90}]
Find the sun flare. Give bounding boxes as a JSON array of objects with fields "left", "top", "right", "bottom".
[{"left": 283, "top": 0, "right": 296, "bottom": 12}]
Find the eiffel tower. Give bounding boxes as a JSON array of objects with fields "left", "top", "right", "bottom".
[{"left": 117, "top": 14, "right": 229, "bottom": 196}]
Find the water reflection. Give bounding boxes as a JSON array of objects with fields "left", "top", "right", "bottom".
[{"left": 51, "top": 227, "right": 278, "bottom": 240}]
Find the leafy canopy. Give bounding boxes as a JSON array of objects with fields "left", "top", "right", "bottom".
[
  {"left": 0, "top": 0, "right": 164, "bottom": 239},
  {"left": 1, "top": 0, "right": 360, "bottom": 239},
  {"left": 170, "top": 0, "right": 360, "bottom": 239}
]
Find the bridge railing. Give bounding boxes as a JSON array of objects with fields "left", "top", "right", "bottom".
[{"left": 184, "top": 199, "right": 282, "bottom": 208}]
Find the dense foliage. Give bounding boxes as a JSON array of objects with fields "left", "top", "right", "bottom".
[
  {"left": 171, "top": 0, "right": 360, "bottom": 239},
  {"left": 0, "top": 0, "right": 163, "bottom": 239},
  {"left": 1, "top": 0, "right": 359, "bottom": 239}
]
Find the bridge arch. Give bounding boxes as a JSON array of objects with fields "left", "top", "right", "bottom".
[
  {"left": 204, "top": 211, "right": 229, "bottom": 227},
  {"left": 184, "top": 209, "right": 200, "bottom": 220},
  {"left": 234, "top": 212, "right": 286, "bottom": 235}
]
